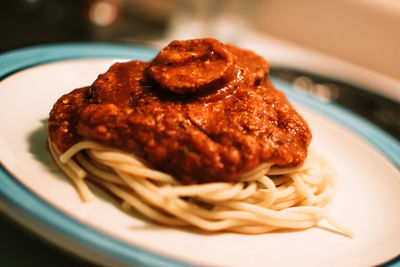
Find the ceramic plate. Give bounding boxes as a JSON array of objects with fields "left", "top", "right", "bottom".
[{"left": 0, "top": 44, "right": 399, "bottom": 267}]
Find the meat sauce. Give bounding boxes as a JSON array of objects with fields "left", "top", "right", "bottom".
[{"left": 47, "top": 38, "right": 311, "bottom": 184}]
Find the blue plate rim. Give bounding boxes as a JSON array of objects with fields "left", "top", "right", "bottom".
[{"left": 0, "top": 43, "right": 399, "bottom": 267}]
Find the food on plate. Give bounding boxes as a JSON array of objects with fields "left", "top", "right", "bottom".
[{"left": 47, "top": 38, "right": 352, "bottom": 236}]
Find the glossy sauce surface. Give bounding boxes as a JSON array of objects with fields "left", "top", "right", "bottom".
[{"left": 48, "top": 38, "right": 311, "bottom": 184}]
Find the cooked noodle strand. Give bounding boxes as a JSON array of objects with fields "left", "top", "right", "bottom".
[{"left": 50, "top": 141, "right": 353, "bottom": 237}]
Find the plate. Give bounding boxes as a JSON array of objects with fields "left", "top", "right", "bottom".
[{"left": 0, "top": 43, "right": 399, "bottom": 267}]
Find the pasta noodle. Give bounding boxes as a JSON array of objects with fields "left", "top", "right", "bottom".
[{"left": 49, "top": 140, "right": 353, "bottom": 237}]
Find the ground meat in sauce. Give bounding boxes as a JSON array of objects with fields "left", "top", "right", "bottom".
[{"left": 47, "top": 38, "right": 312, "bottom": 184}]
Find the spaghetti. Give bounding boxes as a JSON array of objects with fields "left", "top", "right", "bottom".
[{"left": 49, "top": 140, "right": 353, "bottom": 237}]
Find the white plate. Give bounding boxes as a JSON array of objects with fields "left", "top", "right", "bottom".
[{"left": 0, "top": 44, "right": 399, "bottom": 267}]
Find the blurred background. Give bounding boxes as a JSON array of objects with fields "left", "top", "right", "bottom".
[
  {"left": 0, "top": 0, "right": 399, "bottom": 265},
  {"left": 1, "top": 0, "right": 400, "bottom": 79},
  {"left": 1, "top": 0, "right": 400, "bottom": 77}
]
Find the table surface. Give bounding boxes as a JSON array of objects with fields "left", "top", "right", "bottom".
[{"left": 0, "top": 211, "right": 91, "bottom": 266}]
